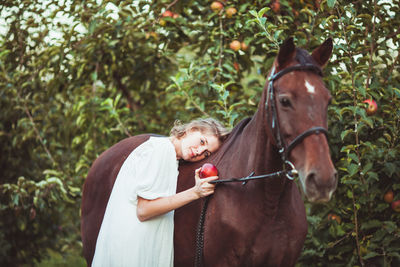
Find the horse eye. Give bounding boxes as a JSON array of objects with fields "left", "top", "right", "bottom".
[{"left": 280, "top": 97, "right": 292, "bottom": 107}]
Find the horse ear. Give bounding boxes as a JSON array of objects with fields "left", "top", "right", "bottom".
[
  {"left": 311, "top": 38, "right": 333, "bottom": 68},
  {"left": 277, "top": 37, "right": 296, "bottom": 69}
]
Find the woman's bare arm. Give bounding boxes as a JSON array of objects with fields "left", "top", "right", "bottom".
[{"left": 136, "top": 168, "right": 217, "bottom": 222}]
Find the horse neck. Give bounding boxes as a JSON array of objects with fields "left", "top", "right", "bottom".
[
  {"left": 245, "top": 90, "right": 281, "bottom": 168},
  {"left": 226, "top": 89, "right": 288, "bottom": 200}
]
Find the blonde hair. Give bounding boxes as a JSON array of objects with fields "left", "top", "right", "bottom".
[{"left": 170, "top": 118, "right": 230, "bottom": 143}]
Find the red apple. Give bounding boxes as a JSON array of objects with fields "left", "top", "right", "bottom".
[
  {"left": 233, "top": 62, "right": 240, "bottom": 72},
  {"left": 271, "top": 1, "right": 281, "bottom": 13},
  {"left": 229, "top": 40, "right": 241, "bottom": 51},
  {"left": 162, "top": 10, "right": 173, "bottom": 17},
  {"left": 241, "top": 42, "right": 248, "bottom": 51},
  {"left": 391, "top": 200, "right": 400, "bottom": 212},
  {"left": 327, "top": 213, "right": 341, "bottom": 223},
  {"left": 172, "top": 13, "right": 179, "bottom": 19},
  {"left": 211, "top": 1, "right": 224, "bottom": 12},
  {"left": 384, "top": 190, "right": 394, "bottom": 203},
  {"left": 363, "top": 99, "right": 377, "bottom": 116},
  {"left": 200, "top": 163, "right": 218, "bottom": 178},
  {"left": 226, "top": 7, "right": 237, "bottom": 18}
]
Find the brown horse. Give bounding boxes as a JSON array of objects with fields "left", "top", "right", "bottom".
[{"left": 81, "top": 38, "right": 337, "bottom": 266}]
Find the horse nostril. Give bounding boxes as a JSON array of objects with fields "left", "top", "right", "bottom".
[
  {"left": 306, "top": 170, "right": 338, "bottom": 190},
  {"left": 305, "top": 169, "right": 338, "bottom": 202},
  {"left": 305, "top": 172, "right": 317, "bottom": 190}
]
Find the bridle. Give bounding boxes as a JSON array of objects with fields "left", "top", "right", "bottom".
[
  {"left": 266, "top": 63, "right": 328, "bottom": 179},
  {"left": 194, "top": 63, "right": 330, "bottom": 267}
]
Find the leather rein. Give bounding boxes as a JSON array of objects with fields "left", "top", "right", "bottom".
[{"left": 194, "top": 63, "right": 329, "bottom": 267}]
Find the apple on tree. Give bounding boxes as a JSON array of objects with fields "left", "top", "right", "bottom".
[
  {"left": 271, "top": 1, "right": 281, "bottom": 13},
  {"left": 327, "top": 213, "right": 341, "bottom": 224},
  {"left": 384, "top": 190, "right": 394, "bottom": 203},
  {"left": 211, "top": 1, "right": 224, "bottom": 12},
  {"left": 226, "top": 7, "right": 237, "bottom": 18},
  {"left": 391, "top": 200, "right": 400, "bottom": 212},
  {"left": 199, "top": 163, "right": 218, "bottom": 178},
  {"left": 363, "top": 99, "right": 377, "bottom": 116},
  {"left": 162, "top": 10, "right": 173, "bottom": 17},
  {"left": 229, "top": 40, "right": 241, "bottom": 51}
]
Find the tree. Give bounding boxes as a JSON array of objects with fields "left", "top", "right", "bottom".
[{"left": 0, "top": 0, "right": 399, "bottom": 265}]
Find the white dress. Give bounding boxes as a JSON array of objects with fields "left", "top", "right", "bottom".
[{"left": 92, "top": 136, "right": 179, "bottom": 267}]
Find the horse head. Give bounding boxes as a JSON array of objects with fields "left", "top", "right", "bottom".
[{"left": 265, "top": 37, "right": 338, "bottom": 202}]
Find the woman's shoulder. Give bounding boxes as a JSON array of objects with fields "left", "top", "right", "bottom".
[
  {"left": 136, "top": 136, "right": 174, "bottom": 153},
  {"left": 129, "top": 136, "right": 176, "bottom": 166},
  {"left": 147, "top": 136, "right": 171, "bottom": 145}
]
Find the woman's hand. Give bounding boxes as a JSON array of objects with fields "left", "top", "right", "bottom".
[
  {"left": 136, "top": 169, "right": 218, "bottom": 221},
  {"left": 193, "top": 168, "right": 218, "bottom": 198}
]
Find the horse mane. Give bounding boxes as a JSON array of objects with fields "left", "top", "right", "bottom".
[
  {"left": 295, "top": 48, "right": 321, "bottom": 71},
  {"left": 223, "top": 117, "right": 251, "bottom": 143},
  {"left": 210, "top": 117, "right": 252, "bottom": 164}
]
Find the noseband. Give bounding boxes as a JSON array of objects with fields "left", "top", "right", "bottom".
[{"left": 266, "top": 64, "right": 328, "bottom": 174}]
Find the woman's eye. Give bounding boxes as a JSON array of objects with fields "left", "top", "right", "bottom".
[{"left": 280, "top": 97, "right": 292, "bottom": 107}]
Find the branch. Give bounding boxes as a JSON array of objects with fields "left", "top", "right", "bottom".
[
  {"left": 351, "top": 186, "right": 365, "bottom": 267},
  {"left": 113, "top": 71, "right": 140, "bottom": 112},
  {"left": 17, "top": 91, "right": 56, "bottom": 166},
  {"left": 112, "top": 72, "right": 143, "bottom": 135},
  {"left": 92, "top": 62, "right": 100, "bottom": 95},
  {"left": 328, "top": 231, "right": 352, "bottom": 248},
  {"left": 365, "top": 0, "right": 377, "bottom": 90},
  {"left": 337, "top": 7, "right": 365, "bottom": 267},
  {"left": 383, "top": 51, "right": 400, "bottom": 86},
  {"left": 165, "top": 0, "right": 179, "bottom": 12},
  {"left": 336, "top": 7, "right": 366, "bottom": 185},
  {"left": 182, "top": 90, "right": 210, "bottom": 118},
  {"left": 212, "top": 15, "right": 224, "bottom": 82}
]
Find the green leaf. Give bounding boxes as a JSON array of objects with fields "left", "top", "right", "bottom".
[
  {"left": 340, "top": 129, "right": 353, "bottom": 140},
  {"left": 363, "top": 251, "right": 380, "bottom": 260},
  {"left": 360, "top": 220, "right": 382, "bottom": 230},
  {"left": 347, "top": 163, "right": 359, "bottom": 177},
  {"left": 249, "top": 10, "right": 258, "bottom": 18},
  {"left": 347, "top": 190, "right": 353, "bottom": 199},
  {"left": 362, "top": 162, "right": 373, "bottom": 174},
  {"left": 257, "top": 7, "right": 270, "bottom": 18},
  {"left": 384, "top": 221, "right": 397, "bottom": 233}
]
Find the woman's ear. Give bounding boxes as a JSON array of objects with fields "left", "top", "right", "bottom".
[{"left": 179, "top": 131, "right": 187, "bottom": 139}]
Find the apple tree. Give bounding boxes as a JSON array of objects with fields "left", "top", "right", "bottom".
[{"left": 0, "top": 0, "right": 399, "bottom": 266}]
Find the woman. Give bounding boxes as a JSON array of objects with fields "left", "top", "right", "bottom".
[{"left": 92, "top": 118, "right": 230, "bottom": 267}]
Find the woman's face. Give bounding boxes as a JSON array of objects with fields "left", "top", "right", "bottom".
[{"left": 177, "top": 130, "right": 220, "bottom": 162}]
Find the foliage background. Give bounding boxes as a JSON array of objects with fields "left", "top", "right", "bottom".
[{"left": 1, "top": 0, "right": 399, "bottom": 266}]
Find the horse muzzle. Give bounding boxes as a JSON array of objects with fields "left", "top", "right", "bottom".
[{"left": 300, "top": 168, "right": 338, "bottom": 202}]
